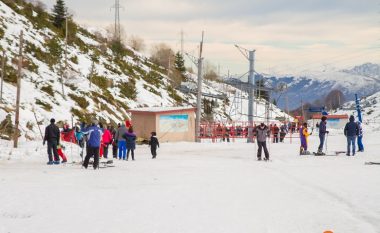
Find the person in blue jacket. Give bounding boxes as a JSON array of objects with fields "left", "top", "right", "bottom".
[
  {"left": 344, "top": 115, "right": 359, "bottom": 156},
  {"left": 82, "top": 119, "right": 103, "bottom": 169}
]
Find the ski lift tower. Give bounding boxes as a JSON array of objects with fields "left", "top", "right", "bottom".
[{"left": 235, "top": 45, "right": 256, "bottom": 143}]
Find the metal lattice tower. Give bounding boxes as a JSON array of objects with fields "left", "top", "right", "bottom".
[{"left": 111, "top": 0, "right": 122, "bottom": 42}]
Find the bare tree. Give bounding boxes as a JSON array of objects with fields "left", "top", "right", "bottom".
[
  {"left": 127, "top": 35, "right": 145, "bottom": 52},
  {"left": 150, "top": 43, "right": 175, "bottom": 69},
  {"left": 325, "top": 89, "right": 346, "bottom": 110},
  {"left": 203, "top": 61, "right": 218, "bottom": 81},
  {"left": 105, "top": 24, "right": 126, "bottom": 43}
]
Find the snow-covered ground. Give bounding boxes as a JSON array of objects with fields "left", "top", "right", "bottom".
[{"left": 1, "top": 130, "right": 379, "bottom": 233}]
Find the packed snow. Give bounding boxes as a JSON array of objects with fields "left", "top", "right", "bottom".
[{"left": 0, "top": 129, "right": 379, "bottom": 233}]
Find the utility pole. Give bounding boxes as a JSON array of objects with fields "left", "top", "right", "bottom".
[
  {"left": 180, "top": 29, "right": 184, "bottom": 56},
  {"left": 247, "top": 50, "right": 255, "bottom": 142},
  {"left": 14, "top": 31, "right": 23, "bottom": 148},
  {"left": 60, "top": 62, "right": 65, "bottom": 97},
  {"left": 235, "top": 45, "right": 256, "bottom": 143},
  {"left": 301, "top": 98, "right": 304, "bottom": 123},
  {"left": 65, "top": 9, "right": 68, "bottom": 67},
  {"left": 1, "top": 50, "right": 5, "bottom": 103},
  {"left": 111, "top": 0, "right": 122, "bottom": 42},
  {"left": 195, "top": 31, "right": 204, "bottom": 143},
  {"left": 286, "top": 93, "right": 289, "bottom": 122}
]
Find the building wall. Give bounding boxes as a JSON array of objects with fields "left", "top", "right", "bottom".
[
  {"left": 131, "top": 113, "right": 156, "bottom": 140},
  {"left": 309, "top": 118, "right": 348, "bottom": 129},
  {"left": 156, "top": 110, "right": 196, "bottom": 142}
]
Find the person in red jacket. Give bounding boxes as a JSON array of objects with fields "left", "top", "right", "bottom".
[{"left": 101, "top": 124, "right": 113, "bottom": 159}]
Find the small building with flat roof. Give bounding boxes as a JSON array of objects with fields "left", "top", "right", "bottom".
[
  {"left": 309, "top": 114, "right": 349, "bottom": 129},
  {"left": 127, "top": 106, "right": 196, "bottom": 142}
]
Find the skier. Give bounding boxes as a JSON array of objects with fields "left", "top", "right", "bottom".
[
  {"left": 149, "top": 132, "right": 160, "bottom": 159},
  {"left": 82, "top": 119, "right": 103, "bottom": 169},
  {"left": 316, "top": 116, "right": 329, "bottom": 155},
  {"left": 124, "top": 127, "right": 136, "bottom": 160},
  {"left": 357, "top": 121, "right": 364, "bottom": 152},
  {"left": 43, "top": 118, "right": 61, "bottom": 165},
  {"left": 300, "top": 122, "right": 312, "bottom": 155},
  {"left": 115, "top": 122, "right": 128, "bottom": 160},
  {"left": 344, "top": 115, "right": 359, "bottom": 156},
  {"left": 255, "top": 123, "right": 270, "bottom": 161}
]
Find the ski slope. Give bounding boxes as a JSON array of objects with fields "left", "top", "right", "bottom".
[{"left": 0, "top": 130, "right": 379, "bottom": 233}]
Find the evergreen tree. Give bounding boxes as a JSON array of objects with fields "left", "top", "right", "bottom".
[
  {"left": 174, "top": 52, "right": 186, "bottom": 73},
  {"left": 52, "top": 0, "right": 66, "bottom": 28}
]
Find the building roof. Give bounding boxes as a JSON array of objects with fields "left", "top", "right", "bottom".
[
  {"left": 127, "top": 106, "right": 196, "bottom": 114},
  {"left": 311, "top": 114, "right": 349, "bottom": 119}
]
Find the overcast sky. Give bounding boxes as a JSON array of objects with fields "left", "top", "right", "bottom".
[{"left": 41, "top": 0, "right": 379, "bottom": 76}]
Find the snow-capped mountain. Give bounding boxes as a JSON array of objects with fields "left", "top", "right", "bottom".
[
  {"left": 268, "top": 63, "right": 380, "bottom": 110},
  {"left": 0, "top": 0, "right": 290, "bottom": 141},
  {"left": 342, "top": 63, "right": 380, "bottom": 79}
]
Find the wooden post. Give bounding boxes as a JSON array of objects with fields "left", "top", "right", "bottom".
[
  {"left": 0, "top": 50, "right": 5, "bottom": 103},
  {"left": 33, "top": 109, "right": 43, "bottom": 140},
  {"left": 14, "top": 31, "right": 23, "bottom": 148}
]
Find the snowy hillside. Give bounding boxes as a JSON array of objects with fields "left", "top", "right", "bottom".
[
  {"left": 0, "top": 0, "right": 291, "bottom": 141},
  {"left": 334, "top": 91, "right": 380, "bottom": 132},
  {"left": 268, "top": 63, "right": 380, "bottom": 109}
]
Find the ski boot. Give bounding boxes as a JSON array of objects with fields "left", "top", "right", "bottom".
[
  {"left": 47, "top": 161, "right": 54, "bottom": 165},
  {"left": 53, "top": 161, "right": 60, "bottom": 165}
]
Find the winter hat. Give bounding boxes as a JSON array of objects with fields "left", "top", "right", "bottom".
[
  {"left": 349, "top": 115, "right": 355, "bottom": 122},
  {"left": 50, "top": 118, "right": 55, "bottom": 123}
]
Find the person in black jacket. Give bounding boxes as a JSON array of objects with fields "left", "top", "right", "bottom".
[
  {"left": 149, "top": 132, "right": 159, "bottom": 159},
  {"left": 43, "top": 118, "right": 61, "bottom": 165},
  {"left": 317, "top": 116, "right": 329, "bottom": 155},
  {"left": 344, "top": 115, "right": 359, "bottom": 156}
]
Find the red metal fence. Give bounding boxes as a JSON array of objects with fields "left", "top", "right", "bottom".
[{"left": 199, "top": 121, "right": 301, "bottom": 143}]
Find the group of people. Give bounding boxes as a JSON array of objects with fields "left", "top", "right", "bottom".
[
  {"left": 43, "top": 115, "right": 364, "bottom": 166},
  {"left": 43, "top": 118, "right": 160, "bottom": 169},
  {"left": 255, "top": 114, "right": 364, "bottom": 160},
  {"left": 299, "top": 115, "right": 364, "bottom": 156}
]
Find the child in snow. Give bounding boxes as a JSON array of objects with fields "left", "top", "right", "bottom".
[
  {"left": 149, "top": 132, "right": 159, "bottom": 159},
  {"left": 57, "top": 144, "right": 68, "bottom": 163},
  {"left": 300, "top": 122, "right": 312, "bottom": 155}
]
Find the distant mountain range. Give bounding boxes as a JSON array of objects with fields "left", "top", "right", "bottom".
[{"left": 267, "top": 63, "right": 380, "bottom": 110}]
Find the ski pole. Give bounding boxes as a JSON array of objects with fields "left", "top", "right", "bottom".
[{"left": 324, "top": 133, "right": 328, "bottom": 154}]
